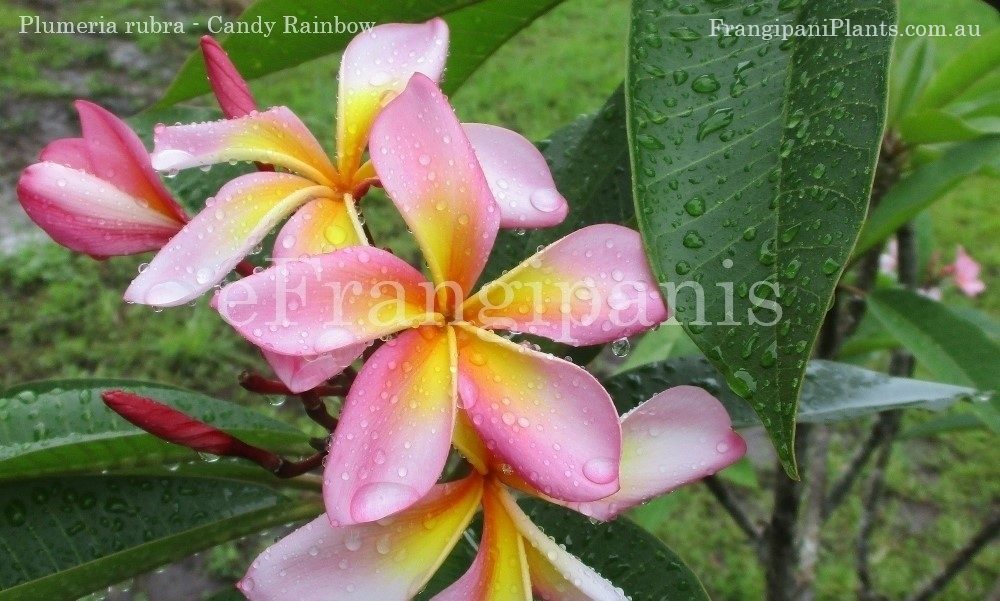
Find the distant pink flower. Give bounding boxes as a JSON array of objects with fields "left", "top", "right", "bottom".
[
  {"left": 16, "top": 101, "right": 187, "bottom": 258},
  {"left": 237, "top": 387, "right": 746, "bottom": 601},
  {"left": 214, "top": 75, "right": 668, "bottom": 526},
  {"left": 946, "top": 246, "right": 986, "bottom": 297}
]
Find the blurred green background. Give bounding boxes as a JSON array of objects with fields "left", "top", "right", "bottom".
[{"left": 1, "top": 0, "right": 997, "bottom": 599}]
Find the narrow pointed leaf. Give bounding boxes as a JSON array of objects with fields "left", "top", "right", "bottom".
[
  {"left": 627, "top": 0, "right": 895, "bottom": 476},
  {"left": 867, "top": 288, "right": 1000, "bottom": 390},
  {"left": 854, "top": 135, "right": 1000, "bottom": 257},
  {"left": 909, "top": 28, "right": 1000, "bottom": 114},
  {"left": 0, "top": 476, "right": 321, "bottom": 601},
  {"left": 0, "top": 379, "right": 310, "bottom": 481},
  {"left": 603, "top": 357, "right": 975, "bottom": 428}
]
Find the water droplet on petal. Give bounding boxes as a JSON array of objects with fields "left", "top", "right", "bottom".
[
  {"left": 350, "top": 482, "right": 419, "bottom": 523},
  {"left": 583, "top": 458, "right": 617, "bottom": 484},
  {"left": 529, "top": 188, "right": 563, "bottom": 213}
]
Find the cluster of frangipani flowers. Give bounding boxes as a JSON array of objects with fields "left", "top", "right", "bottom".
[{"left": 16, "top": 18, "right": 747, "bottom": 601}]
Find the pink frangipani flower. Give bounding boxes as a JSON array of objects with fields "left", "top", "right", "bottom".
[
  {"left": 237, "top": 387, "right": 746, "bottom": 601},
  {"left": 16, "top": 101, "right": 187, "bottom": 258},
  {"left": 214, "top": 74, "right": 668, "bottom": 526},
  {"left": 125, "top": 18, "right": 568, "bottom": 309},
  {"left": 200, "top": 34, "right": 356, "bottom": 393},
  {"left": 947, "top": 245, "right": 986, "bottom": 297}
]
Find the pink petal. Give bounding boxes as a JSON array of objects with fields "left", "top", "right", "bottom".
[
  {"left": 952, "top": 246, "right": 986, "bottom": 297},
  {"left": 38, "top": 137, "right": 91, "bottom": 172},
  {"left": 432, "top": 480, "right": 530, "bottom": 601},
  {"left": 337, "top": 18, "right": 449, "bottom": 179},
  {"left": 240, "top": 477, "right": 483, "bottom": 601},
  {"left": 272, "top": 196, "right": 366, "bottom": 260},
  {"left": 215, "top": 246, "right": 441, "bottom": 356},
  {"left": 462, "top": 225, "right": 668, "bottom": 346},
  {"left": 496, "top": 486, "right": 627, "bottom": 601},
  {"left": 150, "top": 107, "right": 337, "bottom": 186},
  {"left": 17, "top": 162, "right": 182, "bottom": 256},
  {"left": 262, "top": 345, "right": 365, "bottom": 394},
  {"left": 571, "top": 386, "right": 746, "bottom": 521},
  {"left": 74, "top": 101, "right": 187, "bottom": 224},
  {"left": 124, "top": 172, "right": 328, "bottom": 307},
  {"left": 463, "top": 123, "right": 568, "bottom": 229},
  {"left": 324, "top": 327, "right": 456, "bottom": 525},
  {"left": 370, "top": 74, "right": 500, "bottom": 308},
  {"left": 200, "top": 36, "right": 257, "bottom": 119},
  {"left": 455, "top": 324, "right": 622, "bottom": 503}
]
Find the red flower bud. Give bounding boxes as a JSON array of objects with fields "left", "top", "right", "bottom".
[
  {"left": 199, "top": 36, "right": 257, "bottom": 120},
  {"left": 101, "top": 390, "right": 279, "bottom": 469}
]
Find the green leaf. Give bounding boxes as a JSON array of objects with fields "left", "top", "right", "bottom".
[
  {"left": 717, "top": 457, "right": 759, "bottom": 489},
  {"left": 627, "top": 0, "right": 895, "bottom": 476},
  {"left": 522, "top": 499, "right": 708, "bottom": 600},
  {"left": 897, "top": 109, "right": 999, "bottom": 145},
  {"left": 603, "top": 357, "right": 974, "bottom": 428},
  {"left": 421, "top": 499, "right": 708, "bottom": 600},
  {"left": 854, "top": 135, "right": 1000, "bottom": 257},
  {"left": 156, "top": 0, "right": 564, "bottom": 108},
  {"left": 867, "top": 288, "right": 1000, "bottom": 390},
  {"left": 0, "top": 476, "right": 321, "bottom": 601},
  {"left": 902, "top": 412, "right": 985, "bottom": 439},
  {"left": 615, "top": 318, "right": 701, "bottom": 374},
  {"left": 626, "top": 494, "right": 680, "bottom": 532},
  {"left": 0, "top": 379, "right": 310, "bottom": 481},
  {"left": 910, "top": 28, "right": 1000, "bottom": 114},
  {"left": 902, "top": 395, "right": 1000, "bottom": 439},
  {"left": 480, "top": 87, "right": 634, "bottom": 365},
  {"left": 952, "top": 306, "right": 1000, "bottom": 342},
  {"left": 896, "top": 29, "right": 1000, "bottom": 144},
  {"left": 888, "top": 38, "right": 936, "bottom": 126}
]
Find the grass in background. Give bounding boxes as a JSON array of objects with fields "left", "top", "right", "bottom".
[{"left": 2, "top": 0, "right": 998, "bottom": 598}]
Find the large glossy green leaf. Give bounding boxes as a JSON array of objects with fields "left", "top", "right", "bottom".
[
  {"left": 0, "top": 476, "right": 322, "bottom": 601},
  {"left": 480, "top": 87, "right": 634, "bottom": 364},
  {"left": 627, "top": 0, "right": 895, "bottom": 476},
  {"left": 867, "top": 288, "right": 1000, "bottom": 390},
  {"left": 522, "top": 500, "right": 708, "bottom": 600},
  {"left": 156, "top": 0, "right": 564, "bottom": 108},
  {"left": 854, "top": 135, "right": 1000, "bottom": 257},
  {"left": 0, "top": 379, "right": 310, "bottom": 481},
  {"left": 603, "top": 356, "right": 974, "bottom": 428},
  {"left": 420, "top": 499, "right": 707, "bottom": 600}
]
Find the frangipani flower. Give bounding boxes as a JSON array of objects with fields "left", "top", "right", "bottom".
[
  {"left": 125, "top": 18, "right": 568, "bottom": 309},
  {"left": 200, "top": 34, "right": 360, "bottom": 393},
  {"left": 946, "top": 245, "right": 986, "bottom": 297},
  {"left": 237, "top": 387, "right": 746, "bottom": 601},
  {"left": 215, "top": 74, "right": 668, "bottom": 526},
  {"left": 16, "top": 101, "right": 187, "bottom": 258}
]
